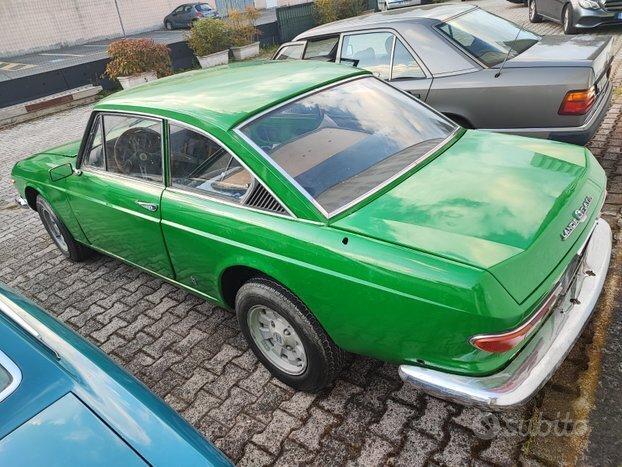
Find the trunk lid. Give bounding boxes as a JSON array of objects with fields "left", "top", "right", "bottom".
[
  {"left": 506, "top": 35, "right": 614, "bottom": 79},
  {"left": 332, "top": 130, "right": 605, "bottom": 303}
]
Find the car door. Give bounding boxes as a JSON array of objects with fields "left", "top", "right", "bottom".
[
  {"left": 336, "top": 30, "right": 433, "bottom": 101},
  {"left": 65, "top": 112, "right": 174, "bottom": 278},
  {"left": 170, "top": 6, "right": 184, "bottom": 27},
  {"left": 181, "top": 5, "right": 194, "bottom": 27},
  {"left": 160, "top": 122, "right": 259, "bottom": 297}
]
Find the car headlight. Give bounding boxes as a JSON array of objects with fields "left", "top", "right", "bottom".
[{"left": 578, "top": 0, "right": 601, "bottom": 9}]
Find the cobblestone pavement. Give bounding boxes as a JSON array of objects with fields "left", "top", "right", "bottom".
[{"left": 1, "top": 3, "right": 621, "bottom": 465}]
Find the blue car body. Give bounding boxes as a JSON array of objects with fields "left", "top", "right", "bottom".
[{"left": 0, "top": 284, "right": 231, "bottom": 466}]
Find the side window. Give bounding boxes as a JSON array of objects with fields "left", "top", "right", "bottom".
[
  {"left": 103, "top": 114, "right": 163, "bottom": 183},
  {"left": 173, "top": 6, "right": 184, "bottom": 13},
  {"left": 183, "top": 5, "right": 192, "bottom": 12},
  {"left": 340, "top": 32, "right": 393, "bottom": 79},
  {"left": 169, "top": 123, "right": 252, "bottom": 202},
  {"left": 275, "top": 44, "right": 305, "bottom": 60},
  {"left": 303, "top": 37, "right": 339, "bottom": 61},
  {"left": 391, "top": 40, "right": 425, "bottom": 80},
  {"left": 82, "top": 115, "right": 105, "bottom": 169}
]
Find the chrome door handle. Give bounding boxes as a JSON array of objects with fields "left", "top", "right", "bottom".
[{"left": 136, "top": 201, "right": 158, "bottom": 212}]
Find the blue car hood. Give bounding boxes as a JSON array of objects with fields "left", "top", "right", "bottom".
[{"left": 0, "top": 393, "right": 146, "bottom": 466}]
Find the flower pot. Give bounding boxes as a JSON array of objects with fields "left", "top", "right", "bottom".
[
  {"left": 117, "top": 71, "right": 158, "bottom": 90},
  {"left": 197, "top": 50, "right": 229, "bottom": 68},
  {"left": 231, "top": 42, "right": 260, "bottom": 61}
]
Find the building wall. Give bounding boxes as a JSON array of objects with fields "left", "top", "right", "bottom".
[{"left": 0, "top": 0, "right": 195, "bottom": 58}]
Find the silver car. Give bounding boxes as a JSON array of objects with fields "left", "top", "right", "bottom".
[
  {"left": 378, "top": 0, "right": 431, "bottom": 10},
  {"left": 529, "top": 0, "right": 622, "bottom": 34},
  {"left": 274, "top": 4, "right": 613, "bottom": 145}
]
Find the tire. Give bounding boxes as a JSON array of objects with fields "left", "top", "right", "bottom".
[
  {"left": 235, "top": 277, "right": 347, "bottom": 392},
  {"left": 165, "top": 20, "right": 173, "bottom": 30},
  {"left": 36, "top": 196, "right": 93, "bottom": 262},
  {"left": 562, "top": 4, "right": 578, "bottom": 34},
  {"left": 529, "top": 0, "right": 543, "bottom": 22}
]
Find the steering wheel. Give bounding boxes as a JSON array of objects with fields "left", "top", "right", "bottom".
[{"left": 113, "top": 128, "right": 161, "bottom": 176}]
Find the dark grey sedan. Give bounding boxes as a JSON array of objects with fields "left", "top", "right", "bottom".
[
  {"left": 274, "top": 4, "right": 613, "bottom": 145},
  {"left": 529, "top": 0, "right": 622, "bottom": 34},
  {"left": 164, "top": 3, "right": 219, "bottom": 30}
]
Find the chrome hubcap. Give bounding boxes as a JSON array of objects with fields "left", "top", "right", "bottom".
[
  {"left": 43, "top": 209, "right": 68, "bottom": 253},
  {"left": 247, "top": 305, "right": 307, "bottom": 375}
]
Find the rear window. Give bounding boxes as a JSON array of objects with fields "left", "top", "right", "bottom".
[
  {"left": 240, "top": 77, "right": 456, "bottom": 216},
  {"left": 437, "top": 9, "right": 539, "bottom": 67},
  {"left": 196, "top": 3, "right": 212, "bottom": 11}
]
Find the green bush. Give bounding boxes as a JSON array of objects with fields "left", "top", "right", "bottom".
[
  {"left": 314, "top": 0, "right": 368, "bottom": 24},
  {"left": 227, "top": 6, "right": 261, "bottom": 47},
  {"left": 187, "top": 18, "right": 232, "bottom": 57},
  {"left": 105, "top": 39, "right": 172, "bottom": 80}
]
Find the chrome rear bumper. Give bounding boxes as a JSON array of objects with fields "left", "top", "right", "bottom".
[{"left": 399, "top": 219, "right": 612, "bottom": 409}]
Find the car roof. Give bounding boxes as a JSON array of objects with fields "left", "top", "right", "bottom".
[
  {"left": 96, "top": 61, "right": 368, "bottom": 131},
  {"left": 296, "top": 3, "right": 474, "bottom": 39}
]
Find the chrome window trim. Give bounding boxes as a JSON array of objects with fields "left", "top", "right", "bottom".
[
  {"left": 335, "top": 28, "right": 431, "bottom": 79},
  {"left": 79, "top": 111, "right": 166, "bottom": 187},
  {"left": 0, "top": 298, "right": 26, "bottom": 403},
  {"left": 234, "top": 75, "right": 459, "bottom": 219},
  {"left": 0, "top": 350, "right": 20, "bottom": 404}
]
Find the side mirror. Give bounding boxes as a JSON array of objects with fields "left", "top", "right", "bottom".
[{"left": 49, "top": 163, "right": 75, "bottom": 182}]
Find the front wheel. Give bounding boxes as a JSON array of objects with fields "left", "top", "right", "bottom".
[
  {"left": 562, "top": 4, "right": 578, "bottom": 34},
  {"left": 236, "top": 277, "right": 348, "bottom": 392},
  {"left": 36, "top": 196, "right": 93, "bottom": 262},
  {"left": 529, "top": 0, "right": 543, "bottom": 22}
]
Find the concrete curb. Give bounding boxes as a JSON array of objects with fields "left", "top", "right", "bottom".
[{"left": 0, "top": 85, "right": 101, "bottom": 128}]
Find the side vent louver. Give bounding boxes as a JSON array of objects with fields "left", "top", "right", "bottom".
[{"left": 246, "top": 183, "right": 288, "bottom": 215}]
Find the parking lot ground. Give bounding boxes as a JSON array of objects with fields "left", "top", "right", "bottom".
[{"left": 0, "top": 2, "right": 621, "bottom": 465}]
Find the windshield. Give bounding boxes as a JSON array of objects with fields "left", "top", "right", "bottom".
[
  {"left": 240, "top": 77, "right": 456, "bottom": 215},
  {"left": 437, "top": 9, "right": 540, "bottom": 67}
]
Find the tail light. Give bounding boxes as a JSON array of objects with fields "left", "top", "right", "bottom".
[
  {"left": 470, "top": 286, "right": 561, "bottom": 353},
  {"left": 559, "top": 87, "right": 596, "bottom": 115}
]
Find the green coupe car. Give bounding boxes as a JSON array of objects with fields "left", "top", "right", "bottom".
[{"left": 11, "top": 61, "right": 611, "bottom": 408}]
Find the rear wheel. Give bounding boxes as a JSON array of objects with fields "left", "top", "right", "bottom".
[
  {"left": 236, "top": 277, "right": 348, "bottom": 392},
  {"left": 562, "top": 4, "right": 578, "bottom": 34},
  {"left": 36, "top": 196, "right": 93, "bottom": 262},
  {"left": 529, "top": 0, "right": 543, "bottom": 22}
]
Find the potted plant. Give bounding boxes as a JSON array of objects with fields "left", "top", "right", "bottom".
[
  {"left": 187, "top": 18, "right": 232, "bottom": 68},
  {"left": 227, "top": 7, "right": 261, "bottom": 60},
  {"left": 105, "top": 39, "right": 172, "bottom": 89}
]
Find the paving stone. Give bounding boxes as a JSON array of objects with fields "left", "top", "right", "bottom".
[
  {"left": 370, "top": 399, "right": 417, "bottom": 442},
  {"left": 394, "top": 430, "right": 439, "bottom": 467},
  {"left": 274, "top": 440, "right": 315, "bottom": 467},
  {"left": 318, "top": 380, "right": 364, "bottom": 416},
  {"left": 252, "top": 409, "right": 302, "bottom": 455},
  {"left": 410, "top": 396, "right": 459, "bottom": 441},
  {"left": 244, "top": 383, "right": 291, "bottom": 424},
  {"left": 182, "top": 390, "right": 222, "bottom": 425},
  {"left": 215, "top": 413, "right": 265, "bottom": 461},
  {"left": 348, "top": 434, "right": 395, "bottom": 467},
  {"left": 210, "top": 387, "right": 257, "bottom": 425},
  {"left": 289, "top": 407, "right": 338, "bottom": 451},
  {"left": 238, "top": 444, "right": 273, "bottom": 467}
]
